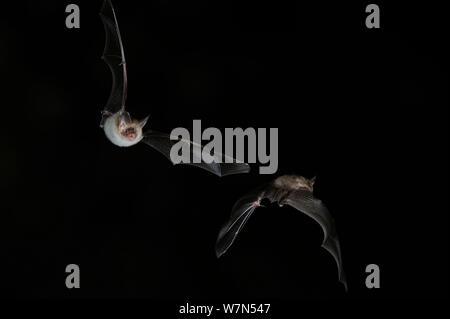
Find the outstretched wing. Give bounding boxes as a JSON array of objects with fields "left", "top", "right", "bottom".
[
  {"left": 141, "top": 130, "right": 250, "bottom": 177},
  {"left": 286, "top": 190, "right": 348, "bottom": 291},
  {"left": 215, "top": 185, "right": 267, "bottom": 257},
  {"left": 100, "top": 0, "right": 127, "bottom": 126}
]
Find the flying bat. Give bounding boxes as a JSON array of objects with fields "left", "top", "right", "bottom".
[
  {"left": 99, "top": 0, "right": 249, "bottom": 176},
  {"left": 215, "top": 175, "right": 348, "bottom": 290}
]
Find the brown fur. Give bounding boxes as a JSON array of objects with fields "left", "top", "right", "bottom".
[{"left": 273, "top": 175, "right": 315, "bottom": 192}]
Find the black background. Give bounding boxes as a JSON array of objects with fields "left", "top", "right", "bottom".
[{"left": 3, "top": 0, "right": 448, "bottom": 302}]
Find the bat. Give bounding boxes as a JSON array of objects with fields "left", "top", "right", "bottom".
[
  {"left": 99, "top": 0, "right": 250, "bottom": 177},
  {"left": 215, "top": 175, "right": 348, "bottom": 291}
]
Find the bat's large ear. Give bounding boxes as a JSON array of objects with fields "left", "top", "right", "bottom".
[
  {"left": 139, "top": 115, "right": 149, "bottom": 128},
  {"left": 119, "top": 111, "right": 132, "bottom": 124},
  {"left": 310, "top": 176, "right": 316, "bottom": 186}
]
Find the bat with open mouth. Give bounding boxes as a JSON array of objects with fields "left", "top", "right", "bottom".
[
  {"left": 99, "top": 0, "right": 249, "bottom": 176},
  {"left": 215, "top": 175, "right": 348, "bottom": 291}
]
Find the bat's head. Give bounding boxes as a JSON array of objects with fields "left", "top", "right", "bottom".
[
  {"left": 295, "top": 175, "right": 315, "bottom": 192},
  {"left": 117, "top": 112, "right": 149, "bottom": 142}
]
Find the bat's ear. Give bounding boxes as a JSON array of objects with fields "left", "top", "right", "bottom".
[
  {"left": 310, "top": 176, "right": 316, "bottom": 186},
  {"left": 139, "top": 115, "right": 149, "bottom": 128},
  {"left": 119, "top": 111, "right": 132, "bottom": 124}
]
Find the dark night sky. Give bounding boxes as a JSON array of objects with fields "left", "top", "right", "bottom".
[{"left": 3, "top": 0, "right": 448, "bottom": 303}]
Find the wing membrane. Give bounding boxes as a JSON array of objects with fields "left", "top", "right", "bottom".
[
  {"left": 142, "top": 130, "right": 250, "bottom": 177},
  {"left": 100, "top": 0, "right": 127, "bottom": 117}
]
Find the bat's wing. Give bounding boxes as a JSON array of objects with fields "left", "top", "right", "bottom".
[
  {"left": 285, "top": 190, "right": 348, "bottom": 291},
  {"left": 99, "top": 0, "right": 128, "bottom": 126},
  {"left": 215, "top": 185, "right": 267, "bottom": 257},
  {"left": 141, "top": 130, "right": 250, "bottom": 177}
]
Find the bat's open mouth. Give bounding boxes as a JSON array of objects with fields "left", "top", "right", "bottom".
[{"left": 121, "top": 127, "right": 137, "bottom": 140}]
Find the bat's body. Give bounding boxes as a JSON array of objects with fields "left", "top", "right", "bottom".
[
  {"left": 216, "top": 175, "right": 348, "bottom": 291},
  {"left": 99, "top": 0, "right": 249, "bottom": 176},
  {"left": 103, "top": 111, "right": 146, "bottom": 147}
]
